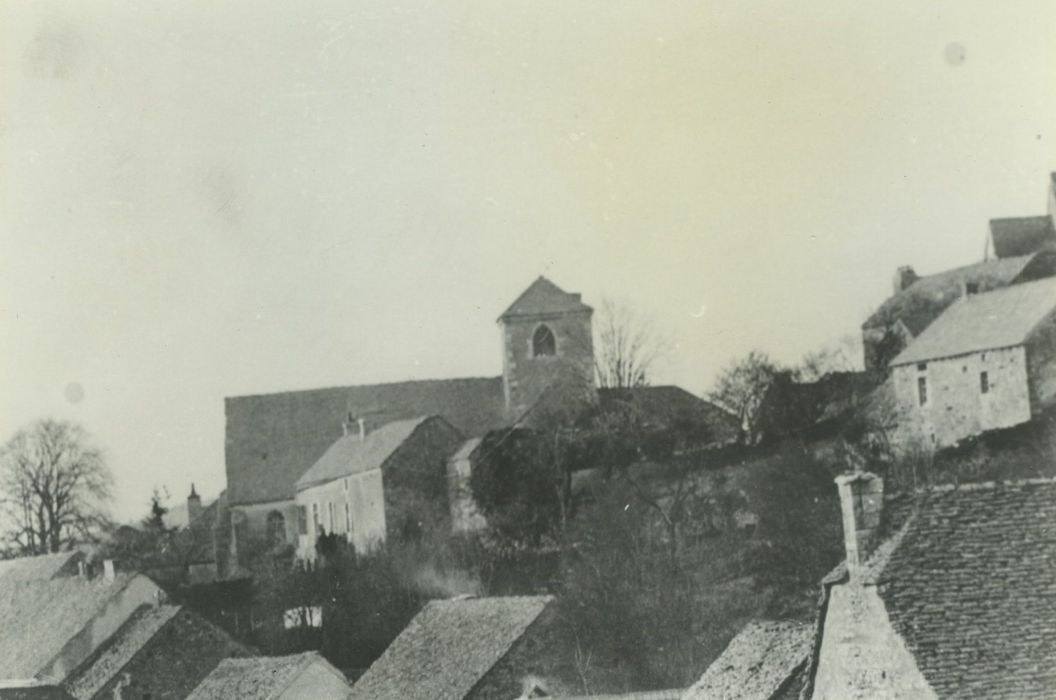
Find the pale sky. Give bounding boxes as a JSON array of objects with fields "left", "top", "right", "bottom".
[{"left": 2, "top": 0, "right": 1054, "bottom": 521}]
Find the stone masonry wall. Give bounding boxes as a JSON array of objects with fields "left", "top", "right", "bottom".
[
  {"left": 892, "top": 346, "right": 1031, "bottom": 447},
  {"left": 1026, "top": 310, "right": 1056, "bottom": 414},
  {"left": 501, "top": 310, "right": 594, "bottom": 420},
  {"left": 811, "top": 584, "right": 936, "bottom": 700}
]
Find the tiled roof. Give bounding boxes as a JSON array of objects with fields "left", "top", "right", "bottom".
[
  {"left": 0, "top": 552, "right": 83, "bottom": 582},
  {"left": 498, "top": 277, "right": 592, "bottom": 320},
  {"left": 555, "top": 692, "right": 683, "bottom": 700},
  {"left": 681, "top": 621, "right": 812, "bottom": 700},
  {"left": 62, "top": 605, "right": 181, "bottom": 700},
  {"left": 0, "top": 573, "right": 157, "bottom": 680},
  {"left": 989, "top": 215, "right": 1056, "bottom": 258},
  {"left": 185, "top": 652, "right": 346, "bottom": 700},
  {"left": 862, "top": 255, "right": 1038, "bottom": 333},
  {"left": 0, "top": 686, "right": 74, "bottom": 700},
  {"left": 597, "top": 386, "right": 739, "bottom": 445},
  {"left": 349, "top": 595, "right": 554, "bottom": 700},
  {"left": 838, "top": 479, "right": 1056, "bottom": 699},
  {"left": 297, "top": 416, "right": 457, "bottom": 490},
  {"left": 225, "top": 377, "right": 507, "bottom": 505},
  {"left": 891, "top": 276, "right": 1056, "bottom": 365}
]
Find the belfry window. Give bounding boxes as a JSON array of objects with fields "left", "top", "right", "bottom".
[{"left": 532, "top": 324, "right": 556, "bottom": 357}]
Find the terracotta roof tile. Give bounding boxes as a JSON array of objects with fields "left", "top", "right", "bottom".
[{"left": 349, "top": 595, "right": 553, "bottom": 700}]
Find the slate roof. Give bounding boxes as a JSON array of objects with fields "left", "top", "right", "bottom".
[
  {"left": 225, "top": 377, "right": 507, "bottom": 505},
  {"left": 681, "top": 621, "right": 812, "bottom": 700},
  {"left": 297, "top": 416, "right": 457, "bottom": 490},
  {"left": 62, "top": 605, "right": 181, "bottom": 700},
  {"left": 0, "top": 552, "right": 83, "bottom": 582},
  {"left": 824, "top": 479, "right": 1056, "bottom": 699},
  {"left": 349, "top": 595, "right": 554, "bottom": 700},
  {"left": 990, "top": 215, "right": 1056, "bottom": 258},
  {"left": 498, "top": 276, "right": 592, "bottom": 320},
  {"left": 0, "top": 572, "right": 157, "bottom": 680},
  {"left": 862, "top": 255, "right": 1038, "bottom": 333},
  {"left": 891, "top": 276, "right": 1056, "bottom": 365},
  {"left": 185, "top": 652, "right": 347, "bottom": 700}
]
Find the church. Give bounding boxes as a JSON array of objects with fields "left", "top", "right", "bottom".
[{"left": 219, "top": 276, "right": 734, "bottom": 566}]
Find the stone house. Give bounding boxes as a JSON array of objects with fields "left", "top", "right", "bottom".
[
  {"left": 447, "top": 437, "right": 488, "bottom": 534},
  {"left": 0, "top": 551, "right": 249, "bottom": 697},
  {"left": 293, "top": 415, "right": 465, "bottom": 559},
  {"left": 802, "top": 472, "right": 1056, "bottom": 698},
  {"left": 185, "top": 652, "right": 351, "bottom": 700},
  {"left": 862, "top": 173, "right": 1056, "bottom": 372},
  {"left": 348, "top": 595, "right": 566, "bottom": 700},
  {"left": 888, "top": 276, "right": 1056, "bottom": 447},
  {"left": 222, "top": 276, "right": 595, "bottom": 564}
]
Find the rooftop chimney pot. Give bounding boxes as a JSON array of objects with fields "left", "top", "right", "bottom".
[{"left": 358, "top": 418, "right": 366, "bottom": 442}]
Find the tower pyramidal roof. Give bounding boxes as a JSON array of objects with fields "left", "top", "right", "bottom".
[{"left": 498, "top": 276, "right": 593, "bottom": 321}]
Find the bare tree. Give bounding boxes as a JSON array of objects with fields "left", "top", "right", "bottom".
[
  {"left": 594, "top": 297, "right": 670, "bottom": 389},
  {"left": 795, "top": 334, "right": 864, "bottom": 382},
  {"left": 0, "top": 419, "right": 113, "bottom": 555},
  {"left": 710, "top": 350, "right": 781, "bottom": 444}
]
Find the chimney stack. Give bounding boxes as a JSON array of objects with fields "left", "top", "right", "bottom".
[
  {"left": 103, "top": 559, "right": 116, "bottom": 584},
  {"left": 835, "top": 472, "right": 884, "bottom": 580},
  {"left": 893, "top": 265, "right": 918, "bottom": 294},
  {"left": 187, "top": 483, "right": 202, "bottom": 526},
  {"left": 357, "top": 417, "right": 366, "bottom": 442}
]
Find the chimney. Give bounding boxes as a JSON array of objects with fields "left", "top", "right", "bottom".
[
  {"left": 187, "top": 483, "right": 202, "bottom": 526},
  {"left": 892, "top": 265, "right": 918, "bottom": 294},
  {"left": 835, "top": 472, "right": 884, "bottom": 580},
  {"left": 103, "top": 559, "right": 116, "bottom": 584},
  {"left": 77, "top": 560, "right": 87, "bottom": 579},
  {"left": 357, "top": 417, "right": 366, "bottom": 442}
]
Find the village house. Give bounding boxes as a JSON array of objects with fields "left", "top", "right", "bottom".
[
  {"left": 861, "top": 173, "right": 1056, "bottom": 372},
  {"left": 185, "top": 651, "right": 351, "bottom": 700},
  {"left": 888, "top": 276, "right": 1056, "bottom": 447},
  {"left": 348, "top": 595, "right": 565, "bottom": 700},
  {"left": 802, "top": 472, "right": 1056, "bottom": 698},
  {"left": 0, "top": 551, "right": 250, "bottom": 697},
  {"left": 680, "top": 621, "right": 812, "bottom": 700},
  {"left": 293, "top": 415, "right": 465, "bottom": 559},
  {"left": 222, "top": 276, "right": 734, "bottom": 567}
]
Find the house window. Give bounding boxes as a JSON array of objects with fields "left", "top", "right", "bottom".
[
  {"left": 980, "top": 371, "right": 990, "bottom": 394},
  {"left": 532, "top": 324, "right": 556, "bottom": 357},
  {"left": 297, "top": 506, "right": 308, "bottom": 536},
  {"left": 328, "top": 502, "right": 335, "bottom": 532},
  {"left": 916, "top": 362, "right": 927, "bottom": 372},
  {"left": 266, "top": 511, "right": 286, "bottom": 544},
  {"left": 918, "top": 376, "right": 928, "bottom": 406},
  {"left": 965, "top": 282, "right": 979, "bottom": 295},
  {"left": 312, "top": 503, "right": 320, "bottom": 534},
  {"left": 344, "top": 478, "right": 349, "bottom": 492},
  {"left": 345, "top": 503, "right": 351, "bottom": 534}
]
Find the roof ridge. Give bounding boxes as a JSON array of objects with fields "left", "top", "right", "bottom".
[
  {"left": 914, "top": 476, "right": 1056, "bottom": 494},
  {"left": 226, "top": 375, "right": 502, "bottom": 401}
]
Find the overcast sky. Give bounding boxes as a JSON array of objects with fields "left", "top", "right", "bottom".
[{"left": 2, "top": 0, "right": 1054, "bottom": 521}]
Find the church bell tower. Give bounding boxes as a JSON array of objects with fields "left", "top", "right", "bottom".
[{"left": 497, "top": 276, "right": 595, "bottom": 422}]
